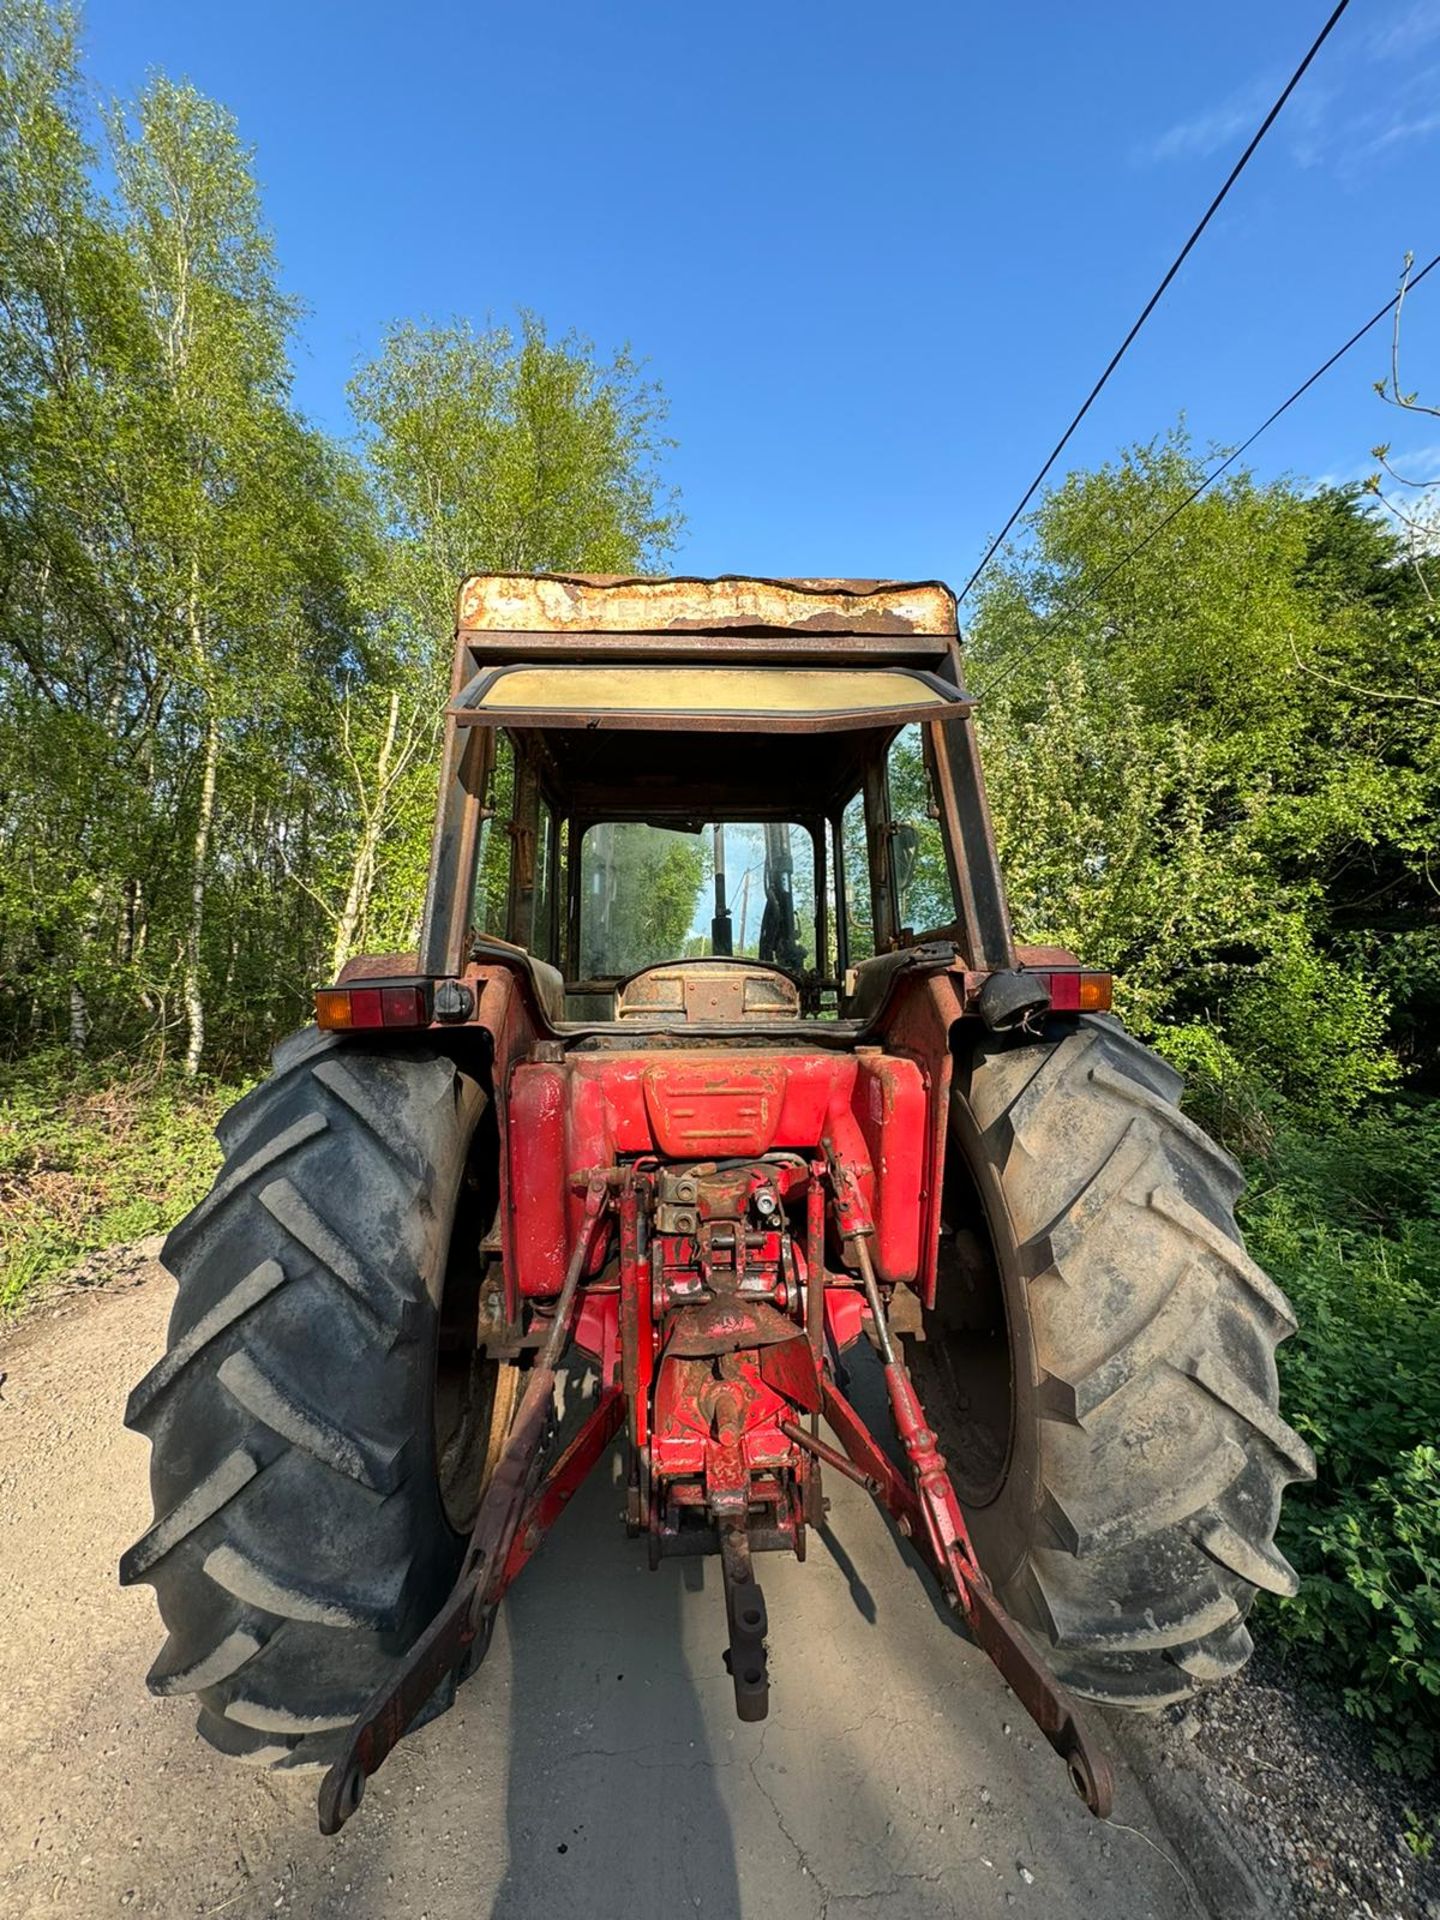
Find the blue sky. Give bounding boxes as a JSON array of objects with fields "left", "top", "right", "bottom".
[{"left": 85, "top": 0, "right": 1440, "bottom": 588}]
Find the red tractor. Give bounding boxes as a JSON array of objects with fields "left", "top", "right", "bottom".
[{"left": 122, "top": 575, "right": 1313, "bottom": 1831}]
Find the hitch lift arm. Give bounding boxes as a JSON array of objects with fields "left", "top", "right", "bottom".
[
  {"left": 827, "top": 1157, "right": 1113, "bottom": 1819},
  {"left": 317, "top": 1174, "right": 615, "bottom": 1834}
]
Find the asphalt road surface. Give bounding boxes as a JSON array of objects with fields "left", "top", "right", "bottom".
[{"left": 0, "top": 1264, "right": 1206, "bottom": 1920}]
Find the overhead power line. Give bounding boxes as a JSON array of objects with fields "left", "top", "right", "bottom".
[
  {"left": 956, "top": 0, "right": 1355, "bottom": 605},
  {"left": 973, "top": 249, "right": 1440, "bottom": 700}
]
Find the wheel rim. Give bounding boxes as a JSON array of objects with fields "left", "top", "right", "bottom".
[
  {"left": 434, "top": 1334, "right": 519, "bottom": 1533},
  {"left": 432, "top": 1112, "right": 518, "bottom": 1534},
  {"left": 928, "top": 1152, "right": 1016, "bottom": 1508}
]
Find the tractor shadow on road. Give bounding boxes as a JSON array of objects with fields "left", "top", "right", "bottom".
[
  {"left": 335, "top": 1341, "right": 1172, "bottom": 1920},
  {"left": 480, "top": 1346, "right": 974, "bottom": 1920},
  {"left": 486, "top": 1445, "right": 743, "bottom": 1920},
  {"left": 831, "top": 1334, "right": 982, "bottom": 1645}
]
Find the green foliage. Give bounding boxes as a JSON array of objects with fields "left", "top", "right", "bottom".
[
  {"left": 1404, "top": 1809, "right": 1439, "bottom": 1861},
  {"left": 1301, "top": 1449, "right": 1440, "bottom": 1774},
  {"left": 887, "top": 723, "right": 955, "bottom": 935},
  {"left": 972, "top": 431, "right": 1437, "bottom": 1124},
  {"left": 350, "top": 314, "right": 681, "bottom": 600},
  {"left": 0, "top": 1051, "right": 240, "bottom": 1309},
  {"left": 1237, "top": 1111, "right": 1440, "bottom": 1773},
  {"left": 2, "top": 2, "right": 1437, "bottom": 1784},
  {"left": 334, "top": 316, "right": 681, "bottom": 964},
  {"left": 971, "top": 426, "right": 1440, "bottom": 1769},
  {"left": 0, "top": 3, "right": 368, "bottom": 1072},
  {"left": 0, "top": 0, "right": 684, "bottom": 1302}
]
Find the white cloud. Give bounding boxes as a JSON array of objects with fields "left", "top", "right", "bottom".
[
  {"left": 1383, "top": 441, "right": 1440, "bottom": 481},
  {"left": 1364, "top": 108, "right": 1440, "bottom": 152},
  {"left": 1145, "top": 82, "right": 1272, "bottom": 163},
  {"left": 1142, "top": 4, "right": 1440, "bottom": 176},
  {"left": 1368, "top": 0, "right": 1440, "bottom": 61},
  {"left": 1310, "top": 443, "right": 1440, "bottom": 494},
  {"left": 1142, "top": 75, "right": 1334, "bottom": 169}
]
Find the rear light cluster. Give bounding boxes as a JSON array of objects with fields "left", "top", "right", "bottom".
[
  {"left": 1042, "top": 970, "right": 1113, "bottom": 1013},
  {"left": 314, "top": 984, "right": 429, "bottom": 1031}
]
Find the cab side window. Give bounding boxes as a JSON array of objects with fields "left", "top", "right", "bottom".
[
  {"left": 475, "top": 733, "right": 513, "bottom": 937},
  {"left": 887, "top": 724, "right": 955, "bottom": 938}
]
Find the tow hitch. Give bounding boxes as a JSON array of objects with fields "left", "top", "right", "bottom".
[{"left": 318, "top": 1157, "right": 1113, "bottom": 1835}]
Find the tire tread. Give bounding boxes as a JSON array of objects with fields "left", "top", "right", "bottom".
[
  {"left": 122, "top": 1032, "right": 479, "bottom": 1766},
  {"left": 961, "top": 1014, "right": 1311, "bottom": 1706}
]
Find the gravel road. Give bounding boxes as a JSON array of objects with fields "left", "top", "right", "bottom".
[{"left": 0, "top": 1264, "right": 1209, "bottom": 1920}]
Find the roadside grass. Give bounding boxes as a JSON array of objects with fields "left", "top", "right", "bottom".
[{"left": 0, "top": 1050, "right": 245, "bottom": 1313}]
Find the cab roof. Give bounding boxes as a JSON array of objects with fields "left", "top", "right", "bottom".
[
  {"left": 448, "top": 572, "right": 969, "bottom": 736},
  {"left": 455, "top": 573, "right": 959, "bottom": 652}
]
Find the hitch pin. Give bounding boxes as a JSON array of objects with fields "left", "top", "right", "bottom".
[{"left": 779, "top": 1418, "right": 881, "bottom": 1495}]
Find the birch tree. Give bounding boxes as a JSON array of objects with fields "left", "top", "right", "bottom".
[
  {"left": 328, "top": 316, "right": 682, "bottom": 966},
  {"left": 0, "top": 5, "right": 366, "bottom": 1068},
  {"left": 106, "top": 78, "right": 357, "bottom": 1070}
]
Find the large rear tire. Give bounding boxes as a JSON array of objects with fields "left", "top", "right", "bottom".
[
  {"left": 121, "top": 1028, "right": 512, "bottom": 1770},
  {"left": 914, "top": 1014, "right": 1314, "bottom": 1708}
]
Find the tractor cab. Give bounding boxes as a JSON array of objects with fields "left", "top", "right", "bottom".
[{"left": 403, "top": 573, "right": 1019, "bottom": 1033}]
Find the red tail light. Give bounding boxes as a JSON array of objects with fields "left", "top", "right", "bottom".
[
  {"left": 1044, "top": 970, "right": 1112, "bottom": 1013},
  {"left": 314, "top": 983, "right": 429, "bottom": 1031}
]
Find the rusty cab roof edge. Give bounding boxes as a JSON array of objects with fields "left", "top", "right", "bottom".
[{"left": 453, "top": 574, "right": 961, "bottom": 653}]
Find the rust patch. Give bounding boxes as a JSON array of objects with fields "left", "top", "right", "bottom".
[{"left": 456, "top": 573, "right": 957, "bottom": 637}]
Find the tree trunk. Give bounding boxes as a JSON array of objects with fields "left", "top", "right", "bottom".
[
  {"left": 71, "top": 881, "right": 108, "bottom": 1052},
  {"left": 329, "top": 834, "right": 374, "bottom": 980},
  {"left": 119, "top": 877, "right": 141, "bottom": 964},
  {"left": 68, "top": 981, "right": 90, "bottom": 1054},
  {"left": 330, "top": 689, "right": 402, "bottom": 977},
  {"left": 184, "top": 708, "right": 219, "bottom": 1077}
]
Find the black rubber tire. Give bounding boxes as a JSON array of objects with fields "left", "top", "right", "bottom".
[
  {"left": 121, "top": 1028, "right": 500, "bottom": 1770},
  {"left": 921, "top": 1014, "right": 1315, "bottom": 1709}
]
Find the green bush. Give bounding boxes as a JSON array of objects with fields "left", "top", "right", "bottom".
[
  {"left": 1241, "top": 1106, "right": 1440, "bottom": 1773},
  {"left": 0, "top": 1050, "right": 243, "bottom": 1311}
]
